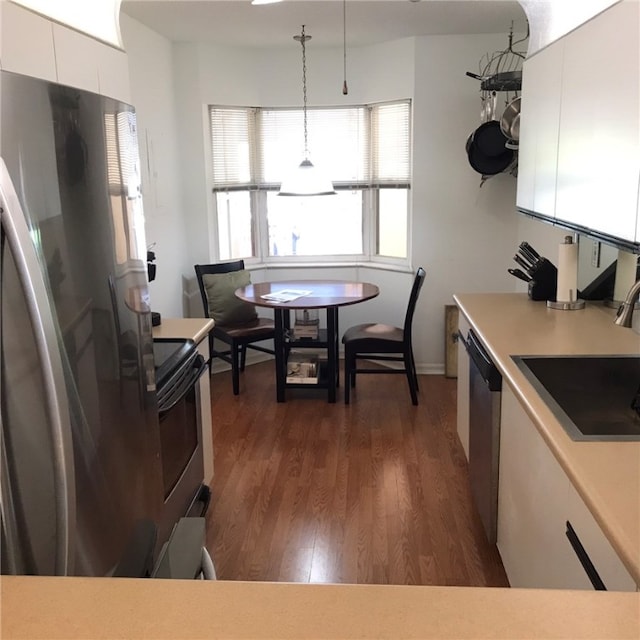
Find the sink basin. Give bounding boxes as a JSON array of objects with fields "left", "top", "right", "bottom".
[{"left": 512, "top": 355, "right": 640, "bottom": 441}]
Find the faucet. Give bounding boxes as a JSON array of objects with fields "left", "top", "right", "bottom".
[{"left": 614, "top": 277, "right": 640, "bottom": 327}]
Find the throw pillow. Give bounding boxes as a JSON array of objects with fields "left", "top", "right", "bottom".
[{"left": 202, "top": 270, "right": 258, "bottom": 325}]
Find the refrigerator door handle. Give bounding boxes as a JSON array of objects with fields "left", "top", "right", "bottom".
[
  {"left": 0, "top": 417, "right": 21, "bottom": 574},
  {"left": 0, "top": 158, "right": 76, "bottom": 575}
]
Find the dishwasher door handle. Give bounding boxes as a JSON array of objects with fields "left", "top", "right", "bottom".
[
  {"left": 455, "top": 330, "right": 470, "bottom": 352},
  {"left": 466, "top": 330, "right": 502, "bottom": 391}
]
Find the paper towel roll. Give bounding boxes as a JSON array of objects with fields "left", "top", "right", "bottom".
[
  {"left": 613, "top": 250, "right": 638, "bottom": 302},
  {"left": 556, "top": 236, "right": 578, "bottom": 303}
]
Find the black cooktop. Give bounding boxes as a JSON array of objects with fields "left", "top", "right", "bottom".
[{"left": 153, "top": 338, "right": 196, "bottom": 390}]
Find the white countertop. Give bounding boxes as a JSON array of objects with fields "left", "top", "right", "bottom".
[
  {"left": 2, "top": 576, "right": 639, "bottom": 639},
  {"left": 152, "top": 317, "right": 213, "bottom": 344},
  {"left": 454, "top": 293, "right": 640, "bottom": 585}
]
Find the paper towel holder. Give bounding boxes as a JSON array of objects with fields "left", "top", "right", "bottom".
[
  {"left": 547, "top": 298, "right": 585, "bottom": 310},
  {"left": 547, "top": 235, "right": 585, "bottom": 310}
]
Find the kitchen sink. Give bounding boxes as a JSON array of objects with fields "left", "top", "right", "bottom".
[{"left": 512, "top": 355, "right": 640, "bottom": 441}]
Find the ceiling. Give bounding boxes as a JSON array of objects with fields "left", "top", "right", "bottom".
[{"left": 121, "top": 0, "right": 528, "bottom": 49}]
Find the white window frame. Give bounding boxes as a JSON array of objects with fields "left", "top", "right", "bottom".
[{"left": 208, "top": 100, "right": 411, "bottom": 267}]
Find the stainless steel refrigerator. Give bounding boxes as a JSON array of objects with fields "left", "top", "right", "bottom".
[{"left": 0, "top": 70, "right": 165, "bottom": 577}]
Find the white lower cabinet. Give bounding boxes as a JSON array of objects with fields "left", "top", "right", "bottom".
[
  {"left": 456, "top": 314, "right": 471, "bottom": 460},
  {"left": 497, "top": 385, "right": 636, "bottom": 591}
]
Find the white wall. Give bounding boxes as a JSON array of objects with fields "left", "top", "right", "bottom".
[
  {"left": 123, "top": 20, "right": 530, "bottom": 371},
  {"left": 121, "top": 14, "right": 189, "bottom": 317}
]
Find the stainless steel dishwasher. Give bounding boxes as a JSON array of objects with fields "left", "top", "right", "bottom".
[{"left": 460, "top": 329, "right": 502, "bottom": 544}]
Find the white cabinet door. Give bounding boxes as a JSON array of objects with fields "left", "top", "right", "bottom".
[
  {"left": 497, "top": 385, "right": 637, "bottom": 590},
  {"left": 515, "top": 63, "right": 536, "bottom": 212},
  {"left": 456, "top": 314, "right": 471, "bottom": 460},
  {"left": 565, "top": 481, "right": 637, "bottom": 592},
  {"left": 97, "top": 45, "right": 131, "bottom": 103},
  {"left": 498, "top": 385, "right": 575, "bottom": 588},
  {"left": 517, "top": 40, "right": 564, "bottom": 219},
  {"left": 0, "top": 2, "right": 56, "bottom": 81},
  {"left": 52, "top": 23, "right": 100, "bottom": 95},
  {"left": 556, "top": 0, "right": 640, "bottom": 242},
  {"left": 53, "top": 23, "right": 131, "bottom": 103}
]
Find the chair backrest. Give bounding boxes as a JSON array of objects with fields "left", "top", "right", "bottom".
[
  {"left": 194, "top": 260, "right": 245, "bottom": 319},
  {"left": 403, "top": 267, "right": 426, "bottom": 337}
]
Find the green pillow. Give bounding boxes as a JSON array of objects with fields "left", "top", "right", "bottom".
[{"left": 202, "top": 270, "right": 258, "bottom": 325}]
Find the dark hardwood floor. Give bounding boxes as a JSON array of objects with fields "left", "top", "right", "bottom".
[{"left": 205, "top": 361, "right": 508, "bottom": 587}]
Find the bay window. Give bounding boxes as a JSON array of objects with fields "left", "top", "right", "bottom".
[{"left": 209, "top": 100, "right": 411, "bottom": 263}]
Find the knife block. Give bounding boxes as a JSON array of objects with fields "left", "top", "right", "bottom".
[{"left": 527, "top": 259, "right": 558, "bottom": 301}]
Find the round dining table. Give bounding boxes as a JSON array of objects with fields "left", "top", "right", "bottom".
[{"left": 235, "top": 280, "right": 379, "bottom": 402}]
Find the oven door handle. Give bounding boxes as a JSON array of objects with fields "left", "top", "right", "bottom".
[{"left": 158, "top": 355, "right": 207, "bottom": 414}]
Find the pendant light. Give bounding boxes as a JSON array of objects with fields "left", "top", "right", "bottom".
[{"left": 278, "top": 25, "right": 336, "bottom": 196}]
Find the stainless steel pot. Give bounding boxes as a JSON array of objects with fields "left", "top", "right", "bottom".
[{"left": 500, "top": 96, "right": 521, "bottom": 142}]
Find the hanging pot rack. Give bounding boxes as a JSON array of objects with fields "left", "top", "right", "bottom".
[{"left": 466, "top": 23, "right": 527, "bottom": 93}]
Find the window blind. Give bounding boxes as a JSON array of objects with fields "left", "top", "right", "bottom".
[
  {"left": 210, "top": 107, "right": 257, "bottom": 189},
  {"left": 209, "top": 100, "right": 410, "bottom": 191},
  {"left": 371, "top": 101, "right": 411, "bottom": 186}
]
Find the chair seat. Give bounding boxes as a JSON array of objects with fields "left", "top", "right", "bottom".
[
  {"left": 342, "top": 323, "right": 404, "bottom": 350},
  {"left": 216, "top": 317, "right": 274, "bottom": 339}
]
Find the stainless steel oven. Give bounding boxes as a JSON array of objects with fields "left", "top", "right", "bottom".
[{"left": 153, "top": 339, "right": 209, "bottom": 542}]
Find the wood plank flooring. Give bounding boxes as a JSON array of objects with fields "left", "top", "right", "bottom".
[{"left": 205, "top": 361, "right": 509, "bottom": 587}]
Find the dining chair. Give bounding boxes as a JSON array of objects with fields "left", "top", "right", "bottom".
[
  {"left": 194, "top": 261, "right": 275, "bottom": 395},
  {"left": 342, "top": 267, "right": 426, "bottom": 405}
]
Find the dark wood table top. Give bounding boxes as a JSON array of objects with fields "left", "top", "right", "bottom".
[{"left": 235, "top": 280, "right": 379, "bottom": 310}]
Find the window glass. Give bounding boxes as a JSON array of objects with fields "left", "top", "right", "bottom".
[
  {"left": 209, "top": 101, "right": 410, "bottom": 262},
  {"left": 215, "top": 191, "right": 253, "bottom": 260},
  {"left": 378, "top": 188, "right": 408, "bottom": 258},
  {"left": 266, "top": 191, "right": 362, "bottom": 257}
]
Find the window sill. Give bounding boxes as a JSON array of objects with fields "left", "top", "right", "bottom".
[{"left": 245, "top": 261, "right": 414, "bottom": 274}]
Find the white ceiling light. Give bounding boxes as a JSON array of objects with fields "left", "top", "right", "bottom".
[
  {"left": 251, "top": 0, "right": 283, "bottom": 5},
  {"left": 278, "top": 25, "right": 336, "bottom": 197}
]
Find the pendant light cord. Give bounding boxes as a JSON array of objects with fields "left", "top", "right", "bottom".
[
  {"left": 342, "top": 0, "right": 348, "bottom": 94},
  {"left": 302, "top": 26, "right": 309, "bottom": 158},
  {"left": 297, "top": 25, "right": 310, "bottom": 159}
]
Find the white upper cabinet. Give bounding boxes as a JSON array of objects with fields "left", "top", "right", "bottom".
[
  {"left": 517, "top": 40, "right": 564, "bottom": 219},
  {"left": 53, "top": 23, "right": 101, "bottom": 94},
  {"left": 0, "top": 1, "right": 56, "bottom": 81},
  {"left": 1, "top": 2, "right": 130, "bottom": 103},
  {"left": 518, "top": 0, "right": 640, "bottom": 246},
  {"left": 556, "top": 0, "right": 640, "bottom": 241},
  {"left": 52, "top": 24, "right": 131, "bottom": 102}
]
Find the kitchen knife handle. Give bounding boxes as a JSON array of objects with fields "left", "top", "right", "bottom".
[
  {"left": 518, "top": 245, "right": 539, "bottom": 265},
  {"left": 521, "top": 241, "right": 541, "bottom": 260},
  {"left": 514, "top": 254, "right": 533, "bottom": 274},
  {"left": 508, "top": 268, "right": 531, "bottom": 282}
]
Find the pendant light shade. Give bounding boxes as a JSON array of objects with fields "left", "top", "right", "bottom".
[
  {"left": 278, "top": 26, "right": 336, "bottom": 197},
  {"left": 278, "top": 159, "right": 336, "bottom": 196}
]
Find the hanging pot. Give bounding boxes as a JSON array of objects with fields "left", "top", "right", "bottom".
[
  {"left": 500, "top": 96, "right": 521, "bottom": 142},
  {"left": 466, "top": 133, "right": 514, "bottom": 175},
  {"left": 471, "top": 120, "right": 509, "bottom": 158}
]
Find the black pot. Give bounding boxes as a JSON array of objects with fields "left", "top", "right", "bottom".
[
  {"left": 472, "top": 120, "right": 509, "bottom": 157},
  {"left": 466, "top": 132, "right": 514, "bottom": 176}
]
